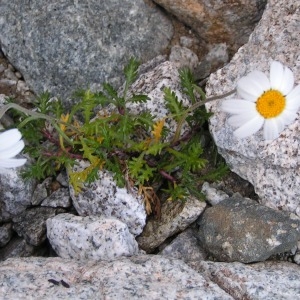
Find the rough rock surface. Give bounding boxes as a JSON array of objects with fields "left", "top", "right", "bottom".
[
  {"left": 0, "top": 237, "right": 47, "bottom": 261},
  {"left": 41, "top": 187, "right": 71, "bottom": 208},
  {"left": 0, "top": 256, "right": 234, "bottom": 299},
  {"left": 0, "top": 51, "right": 34, "bottom": 103},
  {"left": 197, "top": 196, "right": 300, "bottom": 263},
  {"left": 159, "top": 227, "right": 207, "bottom": 263},
  {"left": 205, "top": 0, "right": 300, "bottom": 216},
  {"left": 0, "top": 0, "right": 173, "bottom": 101},
  {"left": 12, "top": 207, "right": 65, "bottom": 246},
  {"left": 70, "top": 164, "right": 146, "bottom": 236},
  {"left": 47, "top": 214, "right": 140, "bottom": 261},
  {"left": 120, "top": 58, "right": 192, "bottom": 139},
  {"left": 195, "top": 260, "right": 300, "bottom": 300},
  {"left": 0, "top": 223, "right": 13, "bottom": 247},
  {"left": 152, "top": 0, "right": 267, "bottom": 54},
  {"left": 0, "top": 169, "right": 36, "bottom": 222},
  {"left": 137, "top": 196, "right": 206, "bottom": 252},
  {"left": 201, "top": 181, "right": 229, "bottom": 205}
]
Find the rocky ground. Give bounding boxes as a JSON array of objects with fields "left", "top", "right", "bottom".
[{"left": 0, "top": 0, "right": 300, "bottom": 299}]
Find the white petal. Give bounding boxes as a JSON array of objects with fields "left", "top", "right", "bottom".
[
  {"left": 237, "top": 77, "right": 262, "bottom": 102},
  {"left": 0, "top": 140, "right": 25, "bottom": 159},
  {"left": 263, "top": 117, "right": 287, "bottom": 140},
  {"left": 286, "top": 84, "right": 300, "bottom": 109},
  {"left": 0, "top": 129, "right": 22, "bottom": 151},
  {"left": 0, "top": 158, "right": 27, "bottom": 168},
  {"left": 279, "top": 66, "right": 294, "bottom": 95},
  {"left": 245, "top": 71, "right": 271, "bottom": 92},
  {"left": 221, "top": 100, "right": 256, "bottom": 114},
  {"left": 272, "top": 116, "right": 285, "bottom": 134},
  {"left": 279, "top": 109, "right": 298, "bottom": 125},
  {"left": 228, "top": 110, "right": 258, "bottom": 127},
  {"left": 270, "top": 61, "right": 284, "bottom": 90},
  {"left": 233, "top": 115, "right": 264, "bottom": 139}
]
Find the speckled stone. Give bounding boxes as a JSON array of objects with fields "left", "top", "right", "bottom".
[
  {"left": 12, "top": 207, "right": 66, "bottom": 246},
  {"left": 0, "top": 237, "right": 40, "bottom": 261},
  {"left": 0, "top": 223, "right": 13, "bottom": 247},
  {"left": 194, "top": 43, "right": 229, "bottom": 80},
  {"left": 0, "top": 169, "right": 36, "bottom": 222},
  {"left": 195, "top": 260, "right": 300, "bottom": 300},
  {"left": 137, "top": 195, "right": 206, "bottom": 253},
  {"left": 205, "top": 0, "right": 300, "bottom": 216},
  {"left": 0, "top": 255, "right": 234, "bottom": 299},
  {"left": 121, "top": 59, "right": 193, "bottom": 139},
  {"left": 41, "top": 187, "right": 71, "bottom": 208},
  {"left": 31, "top": 177, "right": 53, "bottom": 205},
  {"left": 201, "top": 182, "right": 229, "bottom": 205},
  {"left": 47, "top": 213, "right": 140, "bottom": 261},
  {"left": 0, "top": 1, "right": 173, "bottom": 101},
  {"left": 159, "top": 227, "right": 207, "bottom": 263},
  {"left": 197, "top": 196, "right": 300, "bottom": 263},
  {"left": 69, "top": 163, "right": 146, "bottom": 236},
  {"left": 169, "top": 45, "right": 199, "bottom": 71}
]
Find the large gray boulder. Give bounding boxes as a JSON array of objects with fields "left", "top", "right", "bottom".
[
  {"left": 205, "top": 0, "right": 300, "bottom": 216},
  {"left": 0, "top": 1, "right": 173, "bottom": 101},
  {"left": 0, "top": 255, "right": 234, "bottom": 299}
]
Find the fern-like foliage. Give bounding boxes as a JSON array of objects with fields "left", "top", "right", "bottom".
[{"left": 9, "top": 58, "right": 227, "bottom": 214}]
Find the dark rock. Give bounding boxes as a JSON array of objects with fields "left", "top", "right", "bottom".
[
  {"left": 41, "top": 188, "right": 71, "bottom": 208},
  {"left": 0, "top": 1, "right": 173, "bottom": 102},
  {"left": 0, "top": 236, "right": 40, "bottom": 261},
  {"left": 197, "top": 196, "right": 300, "bottom": 263},
  {"left": 159, "top": 227, "right": 207, "bottom": 263},
  {"left": 12, "top": 207, "right": 65, "bottom": 246},
  {"left": 0, "top": 222, "right": 13, "bottom": 247}
]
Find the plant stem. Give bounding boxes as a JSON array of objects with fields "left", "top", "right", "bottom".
[{"left": 171, "top": 89, "right": 236, "bottom": 145}]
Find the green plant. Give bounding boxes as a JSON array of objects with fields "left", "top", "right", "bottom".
[{"left": 0, "top": 58, "right": 231, "bottom": 214}]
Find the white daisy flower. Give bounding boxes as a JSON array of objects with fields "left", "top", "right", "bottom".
[
  {"left": 0, "top": 128, "right": 27, "bottom": 170},
  {"left": 222, "top": 61, "right": 300, "bottom": 140}
]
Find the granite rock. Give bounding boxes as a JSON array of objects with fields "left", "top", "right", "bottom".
[
  {"left": 0, "top": 0, "right": 173, "bottom": 101},
  {"left": 69, "top": 164, "right": 146, "bottom": 236},
  {"left": 0, "top": 222, "right": 13, "bottom": 247},
  {"left": 205, "top": 0, "right": 300, "bottom": 216},
  {"left": 201, "top": 182, "right": 229, "bottom": 206},
  {"left": 159, "top": 227, "right": 207, "bottom": 263},
  {"left": 152, "top": 0, "right": 267, "bottom": 54},
  {"left": 194, "top": 43, "right": 229, "bottom": 81},
  {"left": 47, "top": 213, "right": 140, "bottom": 261},
  {"left": 197, "top": 196, "right": 300, "bottom": 263},
  {"left": 195, "top": 260, "right": 300, "bottom": 300},
  {"left": 31, "top": 177, "right": 53, "bottom": 206},
  {"left": 12, "top": 207, "right": 66, "bottom": 246},
  {"left": 119, "top": 59, "right": 193, "bottom": 139},
  {"left": 0, "top": 237, "right": 42, "bottom": 261},
  {"left": 0, "top": 255, "right": 234, "bottom": 299},
  {"left": 0, "top": 169, "right": 36, "bottom": 222},
  {"left": 137, "top": 195, "right": 206, "bottom": 253},
  {"left": 169, "top": 45, "right": 199, "bottom": 71},
  {"left": 41, "top": 187, "right": 71, "bottom": 208}
]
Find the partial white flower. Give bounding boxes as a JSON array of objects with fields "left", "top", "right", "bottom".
[
  {"left": 0, "top": 128, "right": 27, "bottom": 169},
  {"left": 222, "top": 61, "right": 300, "bottom": 140}
]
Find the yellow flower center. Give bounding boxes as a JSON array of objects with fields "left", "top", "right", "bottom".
[{"left": 256, "top": 89, "right": 286, "bottom": 118}]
